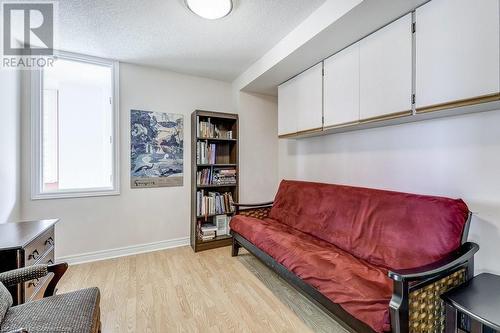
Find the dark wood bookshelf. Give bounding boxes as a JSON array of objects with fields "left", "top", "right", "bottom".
[{"left": 191, "top": 110, "right": 239, "bottom": 252}]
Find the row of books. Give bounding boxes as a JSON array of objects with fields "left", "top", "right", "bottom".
[
  {"left": 196, "top": 191, "right": 235, "bottom": 217},
  {"left": 197, "top": 168, "right": 237, "bottom": 186},
  {"left": 198, "top": 215, "right": 232, "bottom": 241},
  {"left": 198, "top": 118, "right": 233, "bottom": 139},
  {"left": 196, "top": 141, "right": 217, "bottom": 165}
]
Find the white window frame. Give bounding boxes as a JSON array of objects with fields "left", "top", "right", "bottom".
[{"left": 31, "top": 50, "right": 120, "bottom": 200}]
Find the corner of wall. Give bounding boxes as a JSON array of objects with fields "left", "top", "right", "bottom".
[
  {"left": 0, "top": 69, "right": 22, "bottom": 223},
  {"left": 232, "top": 86, "right": 280, "bottom": 203}
]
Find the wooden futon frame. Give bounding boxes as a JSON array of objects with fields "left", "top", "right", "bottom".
[{"left": 230, "top": 202, "right": 478, "bottom": 333}]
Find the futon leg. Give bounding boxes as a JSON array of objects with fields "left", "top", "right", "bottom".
[{"left": 232, "top": 238, "right": 241, "bottom": 257}]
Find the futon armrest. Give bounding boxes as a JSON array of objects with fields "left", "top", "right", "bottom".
[
  {"left": 233, "top": 202, "right": 273, "bottom": 219},
  {"left": 388, "top": 242, "right": 479, "bottom": 282}
]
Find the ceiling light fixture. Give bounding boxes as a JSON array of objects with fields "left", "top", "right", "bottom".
[{"left": 185, "top": 0, "right": 233, "bottom": 20}]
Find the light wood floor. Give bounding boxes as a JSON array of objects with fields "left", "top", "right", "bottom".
[{"left": 58, "top": 246, "right": 347, "bottom": 333}]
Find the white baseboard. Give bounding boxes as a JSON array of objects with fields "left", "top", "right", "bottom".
[{"left": 58, "top": 237, "right": 190, "bottom": 265}]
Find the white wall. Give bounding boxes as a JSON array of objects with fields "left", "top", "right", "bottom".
[
  {"left": 237, "top": 91, "right": 279, "bottom": 203},
  {"left": 21, "top": 63, "right": 233, "bottom": 259},
  {"left": 0, "top": 70, "right": 21, "bottom": 223},
  {"left": 279, "top": 110, "right": 500, "bottom": 275}
]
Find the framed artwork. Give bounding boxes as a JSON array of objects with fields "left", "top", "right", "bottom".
[{"left": 130, "top": 110, "right": 184, "bottom": 188}]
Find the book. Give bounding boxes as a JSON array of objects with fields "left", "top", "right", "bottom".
[
  {"left": 196, "top": 191, "right": 235, "bottom": 216},
  {"left": 201, "top": 223, "right": 217, "bottom": 232},
  {"left": 199, "top": 232, "right": 215, "bottom": 241},
  {"left": 196, "top": 141, "right": 219, "bottom": 164}
]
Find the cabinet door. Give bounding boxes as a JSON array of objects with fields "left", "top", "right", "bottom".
[
  {"left": 278, "top": 78, "right": 298, "bottom": 136},
  {"left": 416, "top": 0, "right": 500, "bottom": 110},
  {"left": 360, "top": 13, "right": 413, "bottom": 120},
  {"left": 278, "top": 63, "right": 323, "bottom": 136},
  {"left": 295, "top": 63, "right": 323, "bottom": 133},
  {"left": 324, "top": 43, "right": 360, "bottom": 128}
]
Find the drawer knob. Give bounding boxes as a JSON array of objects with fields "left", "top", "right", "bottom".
[
  {"left": 28, "top": 249, "right": 40, "bottom": 260},
  {"left": 45, "top": 237, "right": 54, "bottom": 246}
]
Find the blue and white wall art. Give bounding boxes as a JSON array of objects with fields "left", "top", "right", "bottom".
[{"left": 130, "top": 110, "right": 184, "bottom": 188}]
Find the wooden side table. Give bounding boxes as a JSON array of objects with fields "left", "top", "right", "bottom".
[
  {"left": 442, "top": 273, "right": 500, "bottom": 333},
  {"left": 0, "top": 219, "right": 58, "bottom": 305}
]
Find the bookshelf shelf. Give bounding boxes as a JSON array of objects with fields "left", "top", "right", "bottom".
[
  {"left": 195, "top": 235, "right": 233, "bottom": 252},
  {"left": 191, "top": 110, "right": 239, "bottom": 252},
  {"left": 197, "top": 212, "right": 236, "bottom": 219},
  {"left": 197, "top": 163, "right": 237, "bottom": 167},
  {"left": 210, "top": 235, "right": 231, "bottom": 241},
  {"left": 197, "top": 184, "right": 237, "bottom": 189},
  {"left": 197, "top": 137, "right": 237, "bottom": 142}
]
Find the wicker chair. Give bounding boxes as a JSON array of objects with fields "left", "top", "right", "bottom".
[{"left": 0, "top": 263, "right": 101, "bottom": 333}]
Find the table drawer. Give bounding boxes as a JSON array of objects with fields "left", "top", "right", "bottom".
[
  {"left": 24, "top": 250, "right": 54, "bottom": 301},
  {"left": 24, "top": 227, "right": 54, "bottom": 266}
]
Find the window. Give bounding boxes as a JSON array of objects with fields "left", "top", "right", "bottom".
[{"left": 32, "top": 51, "right": 119, "bottom": 199}]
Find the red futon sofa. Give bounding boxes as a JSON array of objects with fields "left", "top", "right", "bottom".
[{"left": 230, "top": 180, "right": 479, "bottom": 333}]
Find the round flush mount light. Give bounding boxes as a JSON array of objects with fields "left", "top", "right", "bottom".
[{"left": 185, "top": 0, "right": 233, "bottom": 20}]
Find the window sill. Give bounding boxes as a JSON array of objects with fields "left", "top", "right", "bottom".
[{"left": 31, "top": 189, "right": 120, "bottom": 200}]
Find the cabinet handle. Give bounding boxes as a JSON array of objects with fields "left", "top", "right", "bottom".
[
  {"left": 47, "top": 259, "right": 53, "bottom": 265},
  {"left": 28, "top": 249, "right": 40, "bottom": 260},
  {"left": 45, "top": 237, "right": 54, "bottom": 246}
]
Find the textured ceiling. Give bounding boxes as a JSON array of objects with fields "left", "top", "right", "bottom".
[{"left": 57, "top": 0, "right": 326, "bottom": 81}]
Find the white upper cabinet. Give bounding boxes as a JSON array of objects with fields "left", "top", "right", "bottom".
[
  {"left": 278, "top": 1, "right": 500, "bottom": 139},
  {"left": 324, "top": 43, "right": 360, "bottom": 128},
  {"left": 416, "top": 0, "right": 500, "bottom": 110},
  {"left": 278, "top": 79, "right": 298, "bottom": 136},
  {"left": 296, "top": 63, "right": 323, "bottom": 132},
  {"left": 278, "top": 63, "right": 323, "bottom": 136},
  {"left": 359, "top": 13, "right": 413, "bottom": 120}
]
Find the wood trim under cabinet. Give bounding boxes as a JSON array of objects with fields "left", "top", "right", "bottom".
[
  {"left": 296, "top": 127, "right": 323, "bottom": 136},
  {"left": 278, "top": 127, "right": 323, "bottom": 139},
  {"left": 323, "top": 111, "right": 412, "bottom": 132},
  {"left": 359, "top": 110, "right": 413, "bottom": 124},
  {"left": 323, "top": 120, "right": 361, "bottom": 131},
  {"left": 278, "top": 132, "right": 298, "bottom": 139},
  {"left": 416, "top": 93, "right": 500, "bottom": 114}
]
